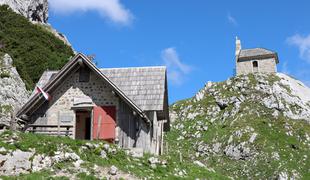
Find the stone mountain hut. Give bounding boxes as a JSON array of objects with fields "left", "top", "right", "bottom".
[
  {"left": 16, "top": 53, "right": 170, "bottom": 155},
  {"left": 235, "top": 37, "right": 279, "bottom": 75}
]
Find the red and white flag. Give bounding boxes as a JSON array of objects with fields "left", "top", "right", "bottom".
[{"left": 36, "top": 86, "right": 51, "bottom": 101}]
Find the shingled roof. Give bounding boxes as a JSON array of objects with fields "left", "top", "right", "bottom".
[
  {"left": 32, "top": 66, "right": 167, "bottom": 111},
  {"left": 17, "top": 53, "right": 154, "bottom": 123},
  {"left": 101, "top": 67, "right": 167, "bottom": 111},
  {"left": 238, "top": 48, "right": 279, "bottom": 63}
]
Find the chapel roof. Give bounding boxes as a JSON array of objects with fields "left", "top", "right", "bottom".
[{"left": 238, "top": 48, "right": 279, "bottom": 63}]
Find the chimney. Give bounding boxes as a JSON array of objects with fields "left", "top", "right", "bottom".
[{"left": 235, "top": 36, "right": 241, "bottom": 57}]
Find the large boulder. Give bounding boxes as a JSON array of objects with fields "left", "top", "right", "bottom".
[
  {"left": 0, "top": 149, "right": 34, "bottom": 175},
  {"left": 0, "top": 54, "right": 29, "bottom": 128}
]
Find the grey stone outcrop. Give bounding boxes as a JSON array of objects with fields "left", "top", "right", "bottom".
[
  {"left": 0, "top": 54, "right": 29, "bottom": 128},
  {"left": 0, "top": 0, "right": 48, "bottom": 23}
]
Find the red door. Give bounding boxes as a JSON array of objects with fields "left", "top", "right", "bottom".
[{"left": 92, "top": 106, "right": 116, "bottom": 142}]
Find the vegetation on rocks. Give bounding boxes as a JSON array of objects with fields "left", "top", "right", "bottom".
[
  {"left": 0, "top": 130, "right": 226, "bottom": 179},
  {"left": 168, "top": 73, "right": 310, "bottom": 179},
  {"left": 0, "top": 5, "right": 74, "bottom": 89},
  {"left": 0, "top": 71, "right": 10, "bottom": 78}
]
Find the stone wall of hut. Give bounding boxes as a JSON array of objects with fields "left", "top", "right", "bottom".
[{"left": 236, "top": 57, "right": 277, "bottom": 75}]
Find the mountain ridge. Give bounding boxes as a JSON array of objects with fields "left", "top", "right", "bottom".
[{"left": 168, "top": 72, "right": 310, "bottom": 179}]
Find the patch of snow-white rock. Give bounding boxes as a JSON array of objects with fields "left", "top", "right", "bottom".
[
  {"left": 263, "top": 73, "right": 310, "bottom": 121},
  {"left": 277, "top": 73, "right": 310, "bottom": 103}
]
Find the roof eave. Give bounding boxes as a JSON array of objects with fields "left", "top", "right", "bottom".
[
  {"left": 17, "top": 53, "right": 151, "bottom": 124},
  {"left": 238, "top": 53, "right": 278, "bottom": 62}
]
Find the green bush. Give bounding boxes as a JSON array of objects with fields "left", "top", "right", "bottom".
[
  {"left": 0, "top": 71, "right": 10, "bottom": 78},
  {"left": 0, "top": 104, "right": 12, "bottom": 113},
  {"left": 0, "top": 5, "right": 74, "bottom": 89}
]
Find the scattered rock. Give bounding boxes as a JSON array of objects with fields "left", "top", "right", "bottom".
[
  {"left": 127, "top": 148, "right": 143, "bottom": 158},
  {"left": 100, "top": 150, "right": 107, "bottom": 159},
  {"left": 109, "top": 165, "right": 118, "bottom": 176},
  {"left": 103, "top": 144, "right": 110, "bottom": 152},
  {"left": 32, "top": 155, "right": 52, "bottom": 172},
  {"left": 0, "top": 150, "right": 34, "bottom": 175},
  {"left": 73, "top": 159, "right": 84, "bottom": 168},
  {"left": 224, "top": 143, "right": 252, "bottom": 160},
  {"left": 277, "top": 171, "right": 289, "bottom": 180},
  {"left": 148, "top": 157, "right": 160, "bottom": 165},
  {"left": 193, "top": 161, "right": 205, "bottom": 168},
  {"left": 249, "top": 133, "right": 257, "bottom": 143}
]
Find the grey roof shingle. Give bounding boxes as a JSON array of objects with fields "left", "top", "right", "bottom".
[
  {"left": 239, "top": 48, "right": 274, "bottom": 57},
  {"left": 100, "top": 67, "right": 166, "bottom": 111},
  {"left": 33, "top": 66, "right": 167, "bottom": 111},
  {"left": 238, "top": 48, "right": 279, "bottom": 63}
]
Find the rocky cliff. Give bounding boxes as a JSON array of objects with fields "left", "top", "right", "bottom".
[
  {"left": 0, "top": 54, "right": 29, "bottom": 128},
  {"left": 168, "top": 73, "right": 310, "bottom": 179},
  {"left": 0, "top": 0, "right": 48, "bottom": 23},
  {"left": 0, "top": 5, "right": 74, "bottom": 89}
]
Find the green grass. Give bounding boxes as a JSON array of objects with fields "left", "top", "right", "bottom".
[
  {"left": 0, "top": 131, "right": 226, "bottom": 179},
  {"left": 0, "top": 170, "right": 69, "bottom": 180},
  {"left": 167, "top": 74, "right": 310, "bottom": 179},
  {"left": 0, "top": 5, "right": 74, "bottom": 89},
  {"left": 76, "top": 172, "right": 98, "bottom": 180}
]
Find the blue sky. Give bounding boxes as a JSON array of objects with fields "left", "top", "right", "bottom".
[{"left": 48, "top": 0, "right": 310, "bottom": 103}]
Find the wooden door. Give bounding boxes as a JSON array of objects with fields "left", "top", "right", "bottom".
[
  {"left": 93, "top": 106, "right": 116, "bottom": 142},
  {"left": 75, "top": 111, "right": 91, "bottom": 140}
]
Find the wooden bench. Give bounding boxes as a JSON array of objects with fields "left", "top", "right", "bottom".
[{"left": 26, "top": 124, "right": 74, "bottom": 137}]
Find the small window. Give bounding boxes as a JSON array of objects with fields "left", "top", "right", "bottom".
[
  {"left": 253, "top": 61, "right": 258, "bottom": 68},
  {"left": 253, "top": 61, "right": 258, "bottom": 73},
  {"left": 79, "top": 68, "right": 90, "bottom": 82}
]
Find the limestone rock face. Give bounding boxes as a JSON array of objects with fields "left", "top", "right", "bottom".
[
  {"left": 0, "top": 54, "right": 29, "bottom": 128},
  {"left": 0, "top": 0, "right": 48, "bottom": 23},
  {"left": 182, "top": 73, "right": 310, "bottom": 123},
  {"left": 0, "top": 149, "right": 34, "bottom": 175},
  {"left": 169, "top": 73, "right": 310, "bottom": 179}
]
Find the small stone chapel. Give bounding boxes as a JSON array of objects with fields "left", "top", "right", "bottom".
[{"left": 235, "top": 37, "right": 279, "bottom": 75}]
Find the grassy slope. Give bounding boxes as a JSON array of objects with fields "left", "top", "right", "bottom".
[
  {"left": 0, "top": 131, "right": 226, "bottom": 179},
  {"left": 0, "top": 5, "right": 74, "bottom": 89},
  {"left": 167, "top": 74, "right": 310, "bottom": 179}
]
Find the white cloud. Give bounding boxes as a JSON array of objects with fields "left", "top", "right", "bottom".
[
  {"left": 161, "top": 47, "right": 192, "bottom": 85},
  {"left": 227, "top": 13, "right": 238, "bottom": 26},
  {"left": 287, "top": 34, "right": 310, "bottom": 63},
  {"left": 49, "top": 0, "right": 133, "bottom": 25}
]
